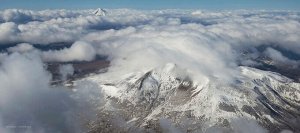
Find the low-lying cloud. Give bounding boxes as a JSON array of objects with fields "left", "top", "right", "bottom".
[
  {"left": 7, "top": 43, "right": 34, "bottom": 53},
  {"left": 59, "top": 64, "right": 74, "bottom": 80},
  {"left": 5, "top": 41, "right": 96, "bottom": 63},
  {"left": 42, "top": 41, "right": 96, "bottom": 62},
  {"left": 0, "top": 52, "right": 102, "bottom": 133},
  {"left": 264, "top": 47, "right": 299, "bottom": 67}
]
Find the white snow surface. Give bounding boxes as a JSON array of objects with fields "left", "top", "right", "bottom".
[{"left": 77, "top": 62, "right": 300, "bottom": 129}]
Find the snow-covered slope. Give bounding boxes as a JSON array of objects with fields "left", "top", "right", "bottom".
[
  {"left": 74, "top": 63, "right": 300, "bottom": 132},
  {"left": 93, "top": 8, "right": 107, "bottom": 16}
]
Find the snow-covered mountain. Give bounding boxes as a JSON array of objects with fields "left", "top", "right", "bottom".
[
  {"left": 93, "top": 8, "right": 107, "bottom": 16},
  {"left": 74, "top": 63, "right": 300, "bottom": 133}
]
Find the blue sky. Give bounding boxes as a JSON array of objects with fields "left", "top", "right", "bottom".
[{"left": 0, "top": 0, "right": 300, "bottom": 10}]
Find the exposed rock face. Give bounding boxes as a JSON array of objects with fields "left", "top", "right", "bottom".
[{"left": 76, "top": 64, "right": 300, "bottom": 132}]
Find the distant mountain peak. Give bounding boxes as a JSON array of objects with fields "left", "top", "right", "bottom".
[{"left": 93, "top": 8, "right": 107, "bottom": 16}]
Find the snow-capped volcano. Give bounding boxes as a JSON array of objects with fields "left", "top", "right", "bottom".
[
  {"left": 93, "top": 8, "right": 107, "bottom": 16},
  {"left": 2, "top": 9, "right": 300, "bottom": 133},
  {"left": 76, "top": 63, "right": 300, "bottom": 132}
]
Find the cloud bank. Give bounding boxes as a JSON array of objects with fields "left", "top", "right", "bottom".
[{"left": 5, "top": 41, "right": 96, "bottom": 62}]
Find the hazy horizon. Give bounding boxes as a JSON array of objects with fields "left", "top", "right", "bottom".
[{"left": 1, "top": 0, "right": 300, "bottom": 10}]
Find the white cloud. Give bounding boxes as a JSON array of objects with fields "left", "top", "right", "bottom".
[
  {"left": 1, "top": 9, "right": 33, "bottom": 23},
  {"left": 0, "top": 9, "right": 298, "bottom": 82},
  {"left": 0, "top": 22, "right": 18, "bottom": 43},
  {"left": 0, "top": 52, "right": 52, "bottom": 132},
  {"left": 0, "top": 53, "right": 50, "bottom": 97},
  {"left": 0, "top": 52, "right": 102, "bottom": 133},
  {"left": 1, "top": 41, "right": 97, "bottom": 63},
  {"left": 7, "top": 43, "right": 34, "bottom": 53},
  {"left": 59, "top": 64, "right": 74, "bottom": 80},
  {"left": 264, "top": 47, "right": 299, "bottom": 67},
  {"left": 0, "top": 53, "right": 8, "bottom": 62},
  {"left": 42, "top": 41, "right": 96, "bottom": 62},
  {"left": 83, "top": 24, "right": 239, "bottom": 82}
]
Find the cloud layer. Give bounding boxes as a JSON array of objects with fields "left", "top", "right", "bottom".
[{"left": 5, "top": 41, "right": 96, "bottom": 62}]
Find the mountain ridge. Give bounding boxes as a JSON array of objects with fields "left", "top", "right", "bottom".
[{"left": 74, "top": 64, "right": 300, "bottom": 132}]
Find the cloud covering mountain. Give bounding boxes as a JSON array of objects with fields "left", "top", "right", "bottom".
[{"left": 0, "top": 9, "right": 300, "bottom": 132}]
